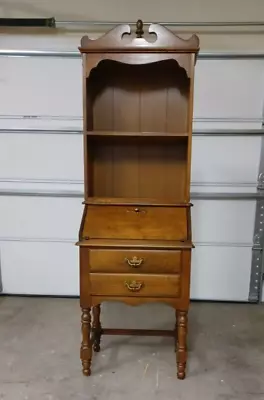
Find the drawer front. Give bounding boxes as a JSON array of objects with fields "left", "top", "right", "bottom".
[
  {"left": 89, "top": 249, "right": 182, "bottom": 274},
  {"left": 90, "top": 273, "right": 181, "bottom": 297},
  {"left": 84, "top": 205, "right": 187, "bottom": 240}
]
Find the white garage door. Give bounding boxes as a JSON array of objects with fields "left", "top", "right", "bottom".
[{"left": 0, "top": 36, "right": 263, "bottom": 301}]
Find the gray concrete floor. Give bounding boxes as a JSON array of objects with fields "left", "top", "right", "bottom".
[{"left": 0, "top": 297, "right": 264, "bottom": 400}]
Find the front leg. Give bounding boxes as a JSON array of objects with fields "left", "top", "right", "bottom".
[
  {"left": 80, "top": 307, "right": 92, "bottom": 376},
  {"left": 92, "top": 304, "right": 102, "bottom": 352},
  {"left": 176, "top": 310, "right": 188, "bottom": 379}
]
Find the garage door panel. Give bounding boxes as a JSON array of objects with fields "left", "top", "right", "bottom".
[
  {"left": 192, "top": 136, "right": 261, "bottom": 185},
  {"left": 194, "top": 60, "right": 264, "bottom": 119},
  {"left": 0, "top": 133, "right": 83, "bottom": 183},
  {"left": 192, "top": 200, "right": 256, "bottom": 244},
  {"left": 0, "top": 197, "right": 82, "bottom": 240},
  {"left": 0, "top": 57, "right": 82, "bottom": 117},
  {"left": 0, "top": 241, "right": 79, "bottom": 296},
  {"left": 190, "top": 246, "right": 252, "bottom": 301}
]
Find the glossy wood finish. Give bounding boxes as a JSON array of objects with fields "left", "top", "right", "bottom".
[
  {"left": 84, "top": 205, "right": 188, "bottom": 240},
  {"left": 90, "top": 273, "right": 181, "bottom": 297},
  {"left": 176, "top": 310, "right": 188, "bottom": 379},
  {"left": 90, "top": 139, "right": 188, "bottom": 201},
  {"left": 80, "top": 308, "right": 92, "bottom": 376},
  {"left": 77, "top": 20, "right": 199, "bottom": 380},
  {"left": 92, "top": 305, "right": 102, "bottom": 352},
  {"left": 102, "top": 328, "right": 174, "bottom": 337},
  {"left": 77, "top": 238, "right": 193, "bottom": 249},
  {"left": 79, "top": 22, "right": 199, "bottom": 54},
  {"left": 89, "top": 61, "right": 189, "bottom": 134},
  {"left": 85, "top": 198, "right": 192, "bottom": 206},
  {"left": 90, "top": 295, "right": 183, "bottom": 308},
  {"left": 89, "top": 249, "right": 182, "bottom": 274}
]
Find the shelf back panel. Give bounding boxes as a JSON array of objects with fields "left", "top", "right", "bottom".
[
  {"left": 89, "top": 138, "right": 188, "bottom": 202},
  {"left": 87, "top": 59, "right": 190, "bottom": 134}
]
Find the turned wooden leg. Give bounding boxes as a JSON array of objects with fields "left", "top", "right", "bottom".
[
  {"left": 80, "top": 307, "right": 92, "bottom": 376},
  {"left": 92, "top": 304, "right": 102, "bottom": 352},
  {"left": 174, "top": 310, "right": 178, "bottom": 352},
  {"left": 176, "top": 310, "right": 188, "bottom": 380}
]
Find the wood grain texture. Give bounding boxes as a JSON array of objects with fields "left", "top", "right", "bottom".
[
  {"left": 77, "top": 239, "right": 193, "bottom": 250},
  {"left": 88, "top": 59, "right": 190, "bottom": 135},
  {"left": 102, "top": 328, "right": 174, "bottom": 337},
  {"left": 79, "top": 21, "right": 199, "bottom": 54},
  {"left": 180, "top": 250, "right": 192, "bottom": 309},
  {"left": 92, "top": 305, "right": 102, "bottom": 352},
  {"left": 89, "top": 249, "right": 182, "bottom": 274},
  {"left": 84, "top": 205, "right": 187, "bottom": 240},
  {"left": 78, "top": 21, "right": 198, "bottom": 379},
  {"left": 91, "top": 295, "right": 181, "bottom": 308},
  {"left": 79, "top": 247, "right": 91, "bottom": 307},
  {"left": 90, "top": 273, "right": 181, "bottom": 297},
  {"left": 80, "top": 308, "right": 92, "bottom": 376},
  {"left": 176, "top": 310, "right": 188, "bottom": 379},
  {"left": 84, "top": 198, "right": 192, "bottom": 206},
  {"left": 85, "top": 54, "right": 193, "bottom": 77},
  {"left": 91, "top": 139, "right": 188, "bottom": 201}
]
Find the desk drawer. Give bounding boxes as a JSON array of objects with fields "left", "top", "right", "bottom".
[
  {"left": 90, "top": 273, "right": 181, "bottom": 297},
  {"left": 89, "top": 249, "right": 182, "bottom": 274},
  {"left": 84, "top": 205, "right": 187, "bottom": 240}
]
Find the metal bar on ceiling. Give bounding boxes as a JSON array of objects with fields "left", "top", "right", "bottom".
[
  {"left": 1, "top": 18, "right": 264, "bottom": 28},
  {"left": 0, "top": 18, "right": 55, "bottom": 27},
  {"left": 1, "top": 49, "right": 264, "bottom": 60},
  {"left": 55, "top": 20, "right": 264, "bottom": 27}
]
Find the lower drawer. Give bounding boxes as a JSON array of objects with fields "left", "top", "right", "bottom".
[{"left": 90, "top": 273, "right": 181, "bottom": 297}]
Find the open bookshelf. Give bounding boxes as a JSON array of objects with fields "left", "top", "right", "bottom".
[
  {"left": 84, "top": 56, "right": 193, "bottom": 204},
  {"left": 77, "top": 20, "right": 199, "bottom": 379}
]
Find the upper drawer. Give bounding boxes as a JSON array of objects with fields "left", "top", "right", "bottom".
[
  {"left": 89, "top": 249, "right": 182, "bottom": 274},
  {"left": 83, "top": 205, "right": 188, "bottom": 240}
]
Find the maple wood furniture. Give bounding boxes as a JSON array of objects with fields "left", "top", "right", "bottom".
[{"left": 77, "top": 20, "right": 199, "bottom": 379}]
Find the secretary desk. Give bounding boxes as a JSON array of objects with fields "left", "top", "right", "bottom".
[{"left": 77, "top": 20, "right": 199, "bottom": 379}]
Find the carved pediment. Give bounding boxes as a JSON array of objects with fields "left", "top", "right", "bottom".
[{"left": 79, "top": 19, "right": 199, "bottom": 53}]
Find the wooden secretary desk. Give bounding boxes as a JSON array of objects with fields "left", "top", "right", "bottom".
[{"left": 77, "top": 20, "right": 199, "bottom": 379}]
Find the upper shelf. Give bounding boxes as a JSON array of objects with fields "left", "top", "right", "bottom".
[
  {"left": 79, "top": 19, "right": 200, "bottom": 54},
  {"left": 85, "top": 130, "right": 189, "bottom": 138}
]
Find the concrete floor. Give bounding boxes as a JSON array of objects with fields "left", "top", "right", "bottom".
[{"left": 0, "top": 297, "right": 264, "bottom": 400}]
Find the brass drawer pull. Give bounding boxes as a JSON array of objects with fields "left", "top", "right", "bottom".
[
  {"left": 125, "top": 256, "right": 144, "bottom": 268},
  {"left": 124, "top": 280, "right": 144, "bottom": 292},
  {"left": 126, "top": 208, "right": 146, "bottom": 214}
]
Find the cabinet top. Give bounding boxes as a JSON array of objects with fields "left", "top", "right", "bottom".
[{"left": 79, "top": 19, "right": 199, "bottom": 54}]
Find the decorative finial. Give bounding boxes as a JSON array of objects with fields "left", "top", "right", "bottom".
[{"left": 136, "top": 19, "right": 144, "bottom": 38}]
